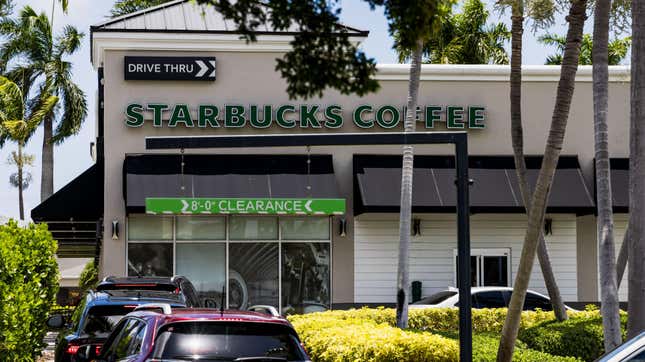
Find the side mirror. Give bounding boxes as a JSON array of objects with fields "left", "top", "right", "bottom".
[
  {"left": 46, "top": 314, "right": 65, "bottom": 329},
  {"left": 76, "top": 344, "right": 100, "bottom": 362}
]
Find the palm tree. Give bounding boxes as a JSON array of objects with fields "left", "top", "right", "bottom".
[
  {"left": 0, "top": 0, "right": 13, "bottom": 17},
  {"left": 593, "top": 0, "right": 622, "bottom": 350},
  {"left": 540, "top": 33, "right": 631, "bottom": 65},
  {"left": 628, "top": 0, "right": 645, "bottom": 339},
  {"left": 0, "top": 6, "right": 87, "bottom": 202},
  {"left": 0, "top": 76, "right": 57, "bottom": 220},
  {"left": 497, "top": 0, "right": 588, "bottom": 360},
  {"left": 396, "top": 0, "right": 510, "bottom": 64},
  {"left": 111, "top": 0, "right": 171, "bottom": 17}
]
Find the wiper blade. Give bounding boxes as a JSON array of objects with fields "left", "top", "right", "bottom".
[{"left": 233, "top": 358, "right": 287, "bottom": 362}]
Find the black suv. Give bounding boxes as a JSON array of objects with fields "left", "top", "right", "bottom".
[{"left": 48, "top": 276, "right": 201, "bottom": 362}]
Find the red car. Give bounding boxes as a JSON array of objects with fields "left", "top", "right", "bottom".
[{"left": 77, "top": 304, "right": 311, "bottom": 362}]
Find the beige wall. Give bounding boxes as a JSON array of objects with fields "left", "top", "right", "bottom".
[{"left": 100, "top": 47, "right": 631, "bottom": 303}]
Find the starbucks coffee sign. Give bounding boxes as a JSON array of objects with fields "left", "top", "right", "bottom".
[{"left": 125, "top": 103, "right": 486, "bottom": 129}]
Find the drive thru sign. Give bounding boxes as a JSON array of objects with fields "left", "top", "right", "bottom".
[{"left": 145, "top": 197, "right": 346, "bottom": 215}]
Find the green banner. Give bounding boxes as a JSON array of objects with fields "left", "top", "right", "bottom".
[{"left": 146, "top": 197, "right": 346, "bottom": 215}]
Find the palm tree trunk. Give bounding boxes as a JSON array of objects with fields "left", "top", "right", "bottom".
[
  {"left": 593, "top": 0, "right": 621, "bottom": 348},
  {"left": 628, "top": 0, "right": 645, "bottom": 338},
  {"left": 396, "top": 38, "right": 423, "bottom": 329},
  {"left": 41, "top": 115, "right": 54, "bottom": 201},
  {"left": 497, "top": 1, "right": 587, "bottom": 360},
  {"left": 509, "top": 2, "right": 569, "bottom": 322},
  {"left": 617, "top": 227, "right": 628, "bottom": 287},
  {"left": 18, "top": 143, "right": 24, "bottom": 220}
]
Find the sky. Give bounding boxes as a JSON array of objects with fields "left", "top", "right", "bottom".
[{"left": 0, "top": 0, "right": 617, "bottom": 220}]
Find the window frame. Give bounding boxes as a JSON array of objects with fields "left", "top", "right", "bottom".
[{"left": 453, "top": 248, "right": 511, "bottom": 287}]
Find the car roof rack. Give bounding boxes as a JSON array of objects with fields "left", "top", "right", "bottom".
[
  {"left": 134, "top": 303, "right": 173, "bottom": 315},
  {"left": 248, "top": 305, "right": 280, "bottom": 317}
]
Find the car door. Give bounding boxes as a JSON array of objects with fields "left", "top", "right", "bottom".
[{"left": 100, "top": 318, "right": 147, "bottom": 362}]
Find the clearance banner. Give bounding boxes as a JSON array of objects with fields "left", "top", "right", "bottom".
[{"left": 146, "top": 197, "right": 346, "bottom": 216}]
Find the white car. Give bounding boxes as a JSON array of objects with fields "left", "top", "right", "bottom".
[
  {"left": 410, "top": 286, "right": 574, "bottom": 311},
  {"left": 596, "top": 332, "right": 645, "bottom": 362}
]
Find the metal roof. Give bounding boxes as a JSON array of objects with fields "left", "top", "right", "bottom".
[{"left": 91, "top": 0, "right": 368, "bottom": 35}]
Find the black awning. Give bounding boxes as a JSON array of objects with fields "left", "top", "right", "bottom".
[
  {"left": 31, "top": 164, "right": 103, "bottom": 221},
  {"left": 354, "top": 155, "right": 595, "bottom": 215},
  {"left": 607, "top": 158, "right": 629, "bottom": 212},
  {"left": 124, "top": 154, "right": 341, "bottom": 213}
]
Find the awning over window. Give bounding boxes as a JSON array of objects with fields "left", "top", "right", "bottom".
[
  {"left": 124, "top": 154, "right": 341, "bottom": 213},
  {"left": 31, "top": 164, "right": 103, "bottom": 257},
  {"left": 608, "top": 158, "right": 629, "bottom": 212},
  {"left": 354, "top": 155, "right": 595, "bottom": 215}
]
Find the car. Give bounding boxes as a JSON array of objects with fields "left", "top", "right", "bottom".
[
  {"left": 595, "top": 332, "right": 645, "bottom": 362},
  {"left": 409, "top": 286, "right": 576, "bottom": 311},
  {"left": 48, "top": 277, "right": 197, "bottom": 362},
  {"left": 96, "top": 276, "right": 203, "bottom": 307},
  {"left": 76, "top": 304, "right": 312, "bottom": 362}
]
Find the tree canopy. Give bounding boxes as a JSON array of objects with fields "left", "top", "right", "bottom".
[
  {"left": 111, "top": 0, "right": 170, "bottom": 17},
  {"left": 539, "top": 33, "right": 631, "bottom": 65}
]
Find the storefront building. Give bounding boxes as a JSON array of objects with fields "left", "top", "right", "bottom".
[{"left": 32, "top": 0, "right": 633, "bottom": 311}]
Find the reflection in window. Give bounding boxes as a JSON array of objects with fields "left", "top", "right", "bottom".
[
  {"left": 128, "top": 216, "right": 172, "bottom": 240},
  {"left": 229, "top": 217, "right": 278, "bottom": 240},
  {"left": 176, "top": 216, "right": 225, "bottom": 240},
  {"left": 281, "top": 243, "right": 330, "bottom": 315},
  {"left": 229, "top": 243, "right": 278, "bottom": 309},
  {"left": 280, "top": 217, "right": 330, "bottom": 240},
  {"left": 128, "top": 243, "right": 173, "bottom": 277},
  {"left": 176, "top": 243, "right": 226, "bottom": 305}
]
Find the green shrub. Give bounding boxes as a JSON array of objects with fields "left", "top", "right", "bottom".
[
  {"left": 471, "top": 333, "right": 581, "bottom": 362},
  {"left": 78, "top": 259, "right": 98, "bottom": 294},
  {"left": 519, "top": 313, "right": 628, "bottom": 362},
  {"left": 0, "top": 221, "right": 59, "bottom": 360},
  {"left": 290, "top": 315, "right": 458, "bottom": 361}
]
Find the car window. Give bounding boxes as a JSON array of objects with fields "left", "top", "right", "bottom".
[
  {"left": 473, "top": 291, "right": 506, "bottom": 308},
  {"left": 413, "top": 291, "right": 457, "bottom": 305},
  {"left": 103, "top": 318, "right": 146, "bottom": 361},
  {"left": 151, "top": 322, "right": 307, "bottom": 361},
  {"left": 523, "top": 292, "right": 553, "bottom": 311},
  {"left": 81, "top": 306, "right": 136, "bottom": 336},
  {"left": 181, "top": 280, "right": 200, "bottom": 307},
  {"left": 627, "top": 347, "right": 645, "bottom": 361}
]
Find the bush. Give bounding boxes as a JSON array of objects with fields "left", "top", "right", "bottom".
[
  {"left": 290, "top": 315, "right": 458, "bottom": 361},
  {"left": 519, "top": 313, "right": 628, "bottom": 362},
  {"left": 0, "top": 221, "right": 59, "bottom": 360},
  {"left": 78, "top": 259, "right": 98, "bottom": 294}
]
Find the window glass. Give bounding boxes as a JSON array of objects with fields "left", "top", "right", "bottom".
[
  {"left": 282, "top": 243, "right": 330, "bottom": 314},
  {"left": 176, "top": 216, "right": 225, "bottom": 240},
  {"left": 473, "top": 291, "right": 506, "bottom": 308},
  {"left": 106, "top": 319, "right": 143, "bottom": 360},
  {"left": 176, "top": 243, "right": 226, "bottom": 306},
  {"left": 413, "top": 291, "right": 457, "bottom": 305},
  {"left": 482, "top": 256, "right": 508, "bottom": 286},
  {"left": 128, "top": 216, "right": 172, "bottom": 240},
  {"left": 229, "top": 217, "right": 278, "bottom": 240},
  {"left": 523, "top": 292, "right": 553, "bottom": 311},
  {"left": 81, "top": 306, "right": 136, "bottom": 337},
  {"left": 627, "top": 348, "right": 645, "bottom": 361},
  {"left": 280, "top": 217, "right": 330, "bottom": 240},
  {"left": 229, "top": 243, "right": 278, "bottom": 309},
  {"left": 128, "top": 243, "right": 173, "bottom": 277},
  {"left": 455, "top": 256, "right": 478, "bottom": 287}
]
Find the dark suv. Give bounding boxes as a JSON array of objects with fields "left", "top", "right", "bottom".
[
  {"left": 78, "top": 306, "right": 311, "bottom": 362},
  {"left": 49, "top": 277, "right": 201, "bottom": 362}
]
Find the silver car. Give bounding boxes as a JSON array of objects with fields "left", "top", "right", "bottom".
[{"left": 596, "top": 332, "right": 645, "bottom": 362}]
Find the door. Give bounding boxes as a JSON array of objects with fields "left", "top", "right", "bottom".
[{"left": 455, "top": 249, "right": 511, "bottom": 287}]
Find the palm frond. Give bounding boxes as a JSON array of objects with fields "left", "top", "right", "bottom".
[
  {"left": 52, "top": 77, "right": 87, "bottom": 143},
  {"left": 55, "top": 25, "right": 84, "bottom": 57},
  {"left": 0, "top": 76, "right": 24, "bottom": 120},
  {"left": 27, "top": 94, "right": 58, "bottom": 131}
]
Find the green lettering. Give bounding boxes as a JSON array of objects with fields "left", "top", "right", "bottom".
[
  {"left": 125, "top": 103, "right": 144, "bottom": 127},
  {"left": 169, "top": 104, "right": 194, "bottom": 127},
  {"left": 468, "top": 106, "right": 485, "bottom": 129},
  {"left": 276, "top": 105, "right": 296, "bottom": 128},
  {"left": 324, "top": 105, "right": 343, "bottom": 128},
  {"left": 376, "top": 105, "right": 400, "bottom": 129},
  {"left": 353, "top": 105, "right": 373, "bottom": 128},
  {"left": 198, "top": 105, "right": 219, "bottom": 127},
  {"left": 425, "top": 106, "right": 442, "bottom": 128},
  {"left": 447, "top": 106, "right": 464, "bottom": 128},
  {"left": 250, "top": 105, "right": 272, "bottom": 128},
  {"left": 299, "top": 105, "right": 321, "bottom": 128},
  {"left": 148, "top": 104, "right": 168, "bottom": 127},
  {"left": 225, "top": 105, "right": 246, "bottom": 127}
]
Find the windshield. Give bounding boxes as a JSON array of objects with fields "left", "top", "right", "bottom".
[
  {"left": 81, "top": 305, "right": 135, "bottom": 336},
  {"left": 412, "top": 291, "right": 457, "bottom": 305},
  {"left": 151, "top": 322, "right": 307, "bottom": 361}
]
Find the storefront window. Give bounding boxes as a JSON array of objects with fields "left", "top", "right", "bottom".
[
  {"left": 128, "top": 216, "right": 172, "bottom": 240},
  {"left": 280, "top": 217, "right": 330, "bottom": 240},
  {"left": 176, "top": 243, "right": 226, "bottom": 306},
  {"left": 228, "top": 243, "right": 279, "bottom": 309},
  {"left": 229, "top": 216, "right": 278, "bottom": 240},
  {"left": 176, "top": 216, "right": 225, "bottom": 240},
  {"left": 127, "top": 243, "right": 173, "bottom": 276},
  {"left": 281, "top": 243, "right": 330, "bottom": 315}
]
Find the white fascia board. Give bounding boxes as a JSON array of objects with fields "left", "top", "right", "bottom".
[
  {"left": 92, "top": 32, "right": 366, "bottom": 68},
  {"left": 375, "top": 64, "right": 631, "bottom": 83}
]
